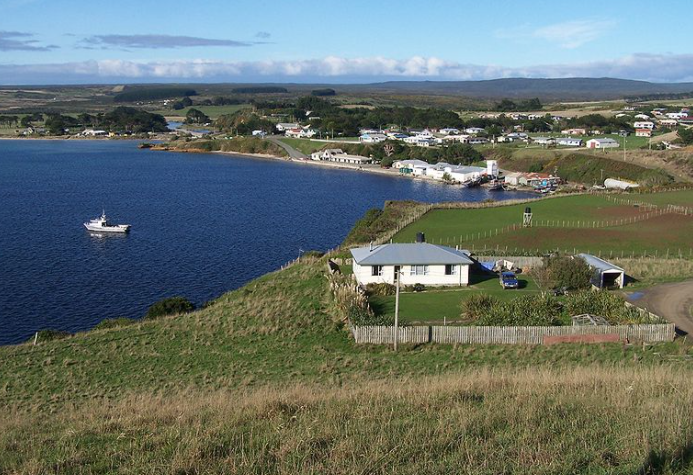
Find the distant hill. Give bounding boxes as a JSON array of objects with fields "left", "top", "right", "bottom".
[{"left": 345, "top": 78, "right": 693, "bottom": 101}]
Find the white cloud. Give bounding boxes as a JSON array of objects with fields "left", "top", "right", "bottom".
[
  {"left": 2, "top": 53, "right": 693, "bottom": 84},
  {"left": 532, "top": 20, "right": 616, "bottom": 49}
]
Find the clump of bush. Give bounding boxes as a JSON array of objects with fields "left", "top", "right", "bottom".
[
  {"left": 145, "top": 296, "right": 195, "bottom": 319},
  {"left": 462, "top": 294, "right": 564, "bottom": 326},
  {"left": 476, "top": 294, "right": 564, "bottom": 326},
  {"left": 533, "top": 254, "right": 592, "bottom": 291},
  {"left": 28, "top": 329, "right": 71, "bottom": 343},
  {"left": 364, "top": 283, "right": 396, "bottom": 296},
  {"left": 462, "top": 294, "right": 500, "bottom": 320},
  {"left": 564, "top": 291, "right": 647, "bottom": 324},
  {"left": 348, "top": 305, "right": 394, "bottom": 326}
]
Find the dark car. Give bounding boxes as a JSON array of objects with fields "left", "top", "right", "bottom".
[{"left": 500, "top": 271, "right": 519, "bottom": 289}]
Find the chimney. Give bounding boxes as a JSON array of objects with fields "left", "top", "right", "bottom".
[
  {"left": 369, "top": 241, "right": 373, "bottom": 252},
  {"left": 416, "top": 232, "right": 425, "bottom": 243}
]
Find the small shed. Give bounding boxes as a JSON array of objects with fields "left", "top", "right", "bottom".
[{"left": 578, "top": 254, "right": 625, "bottom": 289}]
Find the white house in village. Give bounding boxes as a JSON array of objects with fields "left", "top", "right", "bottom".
[
  {"left": 350, "top": 242, "right": 474, "bottom": 286},
  {"left": 586, "top": 138, "right": 620, "bottom": 149},
  {"left": 635, "top": 129, "right": 652, "bottom": 137},
  {"left": 310, "top": 148, "right": 371, "bottom": 165},
  {"left": 359, "top": 133, "right": 387, "bottom": 143},
  {"left": 81, "top": 129, "right": 108, "bottom": 137},
  {"left": 633, "top": 121, "right": 655, "bottom": 130},
  {"left": 556, "top": 137, "right": 583, "bottom": 147},
  {"left": 275, "top": 123, "right": 299, "bottom": 132},
  {"left": 659, "top": 119, "right": 678, "bottom": 127},
  {"left": 561, "top": 128, "right": 587, "bottom": 135},
  {"left": 532, "top": 137, "right": 556, "bottom": 146},
  {"left": 464, "top": 127, "right": 485, "bottom": 135}
]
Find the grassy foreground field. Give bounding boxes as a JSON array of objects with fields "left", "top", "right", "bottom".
[
  {"left": 3, "top": 366, "right": 693, "bottom": 473},
  {"left": 2, "top": 256, "right": 693, "bottom": 472}
]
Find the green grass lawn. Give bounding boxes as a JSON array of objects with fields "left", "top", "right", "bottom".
[
  {"left": 393, "top": 193, "right": 693, "bottom": 256},
  {"left": 629, "top": 189, "right": 693, "bottom": 207},
  {"left": 369, "top": 273, "right": 542, "bottom": 323},
  {"left": 278, "top": 137, "right": 325, "bottom": 155}
]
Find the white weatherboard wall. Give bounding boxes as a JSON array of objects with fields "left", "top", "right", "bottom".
[{"left": 353, "top": 263, "right": 469, "bottom": 286}]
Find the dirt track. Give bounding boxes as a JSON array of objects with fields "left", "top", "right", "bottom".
[{"left": 629, "top": 280, "right": 693, "bottom": 335}]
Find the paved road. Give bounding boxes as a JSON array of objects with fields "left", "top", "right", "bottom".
[
  {"left": 628, "top": 280, "right": 693, "bottom": 335},
  {"left": 267, "top": 136, "right": 308, "bottom": 159}
]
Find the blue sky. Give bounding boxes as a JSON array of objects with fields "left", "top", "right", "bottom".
[{"left": 1, "top": 0, "right": 693, "bottom": 84}]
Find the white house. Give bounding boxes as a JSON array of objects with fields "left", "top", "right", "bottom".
[
  {"left": 556, "top": 137, "right": 583, "bottom": 147},
  {"left": 81, "top": 129, "right": 108, "bottom": 136},
  {"left": 635, "top": 128, "right": 652, "bottom": 137},
  {"left": 634, "top": 113, "right": 651, "bottom": 120},
  {"left": 561, "top": 128, "right": 587, "bottom": 135},
  {"left": 275, "top": 122, "right": 299, "bottom": 132},
  {"left": 393, "top": 159, "right": 429, "bottom": 170},
  {"left": 586, "top": 138, "right": 620, "bottom": 149},
  {"left": 532, "top": 137, "right": 556, "bottom": 146},
  {"left": 311, "top": 148, "right": 371, "bottom": 164},
  {"left": 633, "top": 121, "right": 655, "bottom": 130},
  {"left": 659, "top": 119, "right": 678, "bottom": 127},
  {"left": 350, "top": 242, "right": 474, "bottom": 287},
  {"left": 360, "top": 133, "right": 387, "bottom": 143},
  {"left": 251, "top": 130, "right": 266, "bottom": 137},
  {"left": 666, "top": 112, "right": 687, "bottom": 119},
  {"left": 464, "top": 127, "right": 485, "bottom": 135},
  {"left": 458, "top": 136, "right": 488, "bottom": 145},
  {"left": 439, "top": 128, "right": 460, "bottom": 135},
  {"left": 284, "top": 128, "right": 303, "bottom": 137}
]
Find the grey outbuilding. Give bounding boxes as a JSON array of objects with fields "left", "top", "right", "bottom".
[{"left": 578, "top": 253, "right": 626, "bottom": 289}]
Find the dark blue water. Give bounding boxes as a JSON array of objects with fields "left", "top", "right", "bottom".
[{"left": 0, "top": 140, "right": 533, "bottom": 345}]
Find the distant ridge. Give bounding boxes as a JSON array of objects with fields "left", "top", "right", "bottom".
[{"left": 346, "top": 77, "right": 693, "bottom": 101}]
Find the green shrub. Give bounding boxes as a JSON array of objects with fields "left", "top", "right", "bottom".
[
  {"left": 364, "top": 283, "right": 396, "bottom": 296},
  {"left": 412, "top": 283, "right": 426, "bottom": 292},
  {"left": 348, "top": 305, "right": 394, "bottom": 326},
  {"left": 145, "top": 296, "right": 195, "bottom": 320},
  {"left": 28, "top": 329, "right": 71, "bottom": 343},
  {"left": 475, "top": 294, "right": 563, "bottom": 326},
  {"left": 528, "top": 163, "right": 544, "bottom": 173},
  {"left": 564, "top": 291, "right": 646, "bottom": 324},
  {"left": 462, "top": 294, "right": 500, "bottom": 320},
  {"left": 544, "top": 255, "right": 593, "bottom": 290}
]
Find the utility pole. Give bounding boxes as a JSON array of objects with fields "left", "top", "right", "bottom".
[
  {"left": 394, "top": 268, "right": 400, "bottom": 351},
  {"left": 600, "top": 168, "right": 605, "bottom": 184},
  {"left": 623, "top": 135, "right": 627, "bottom": 162}
]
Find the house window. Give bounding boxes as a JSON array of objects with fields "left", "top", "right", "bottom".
[
  {"left": 445, "top": 264, "right": 457, "bottom": 275},
  {"left": 410, "top": 265, "right": 428, "bottom": 276},
  {"left": 371, "top": 265, "right": 383, "bottom": 277}
]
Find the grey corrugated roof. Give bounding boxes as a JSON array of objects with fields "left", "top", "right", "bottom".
[
  {"left": 351, "top": 243, "right": 474, "bottom": 266},
  {"left": 578, "top": 254, "right": 624, "bottom": 273}
]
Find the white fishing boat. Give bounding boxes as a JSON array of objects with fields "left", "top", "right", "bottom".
[{"left": 84, "top": 211, "right": 131, "bottom": 233}]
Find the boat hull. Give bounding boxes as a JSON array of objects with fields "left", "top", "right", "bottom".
[{"left": 84, "top": 223, "right": 131, "bottom": 233}]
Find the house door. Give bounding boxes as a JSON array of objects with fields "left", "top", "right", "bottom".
[{"left": 394, "top": 266, "right": 401, "bottom": 283}]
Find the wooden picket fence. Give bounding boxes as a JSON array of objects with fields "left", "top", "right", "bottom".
[{"left": 351, "top": 323, "right": 675, "bottom": 345}]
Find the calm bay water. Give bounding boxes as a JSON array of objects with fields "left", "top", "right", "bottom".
[{"left": 0, "top": 140, "right": 533, "bottom": 345}]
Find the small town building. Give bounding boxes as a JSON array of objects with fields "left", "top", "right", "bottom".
[
  {"left": 351, "top": 241, "right": 474, "bottom": 287},
  {"left": 659, "top": 119, "right": 678, "bottom": 127},
  {"left": 633, "top": 121, "right": 655, "bottom": 130},
  {"left": 275, "top": 122, "right": 299, "bottom": 132},
  {"left": 561, "top": 128, "right": 587, "bottom": 135},
  {"left": 635, "top": 128, "right": 652, "bottom": 137},
  {"left": 532, "top": 137, "right": 556, "bottom": 146},
  {"left": 586, "top": 138, "right": 620, "bottom": 149},
  {"left": 578, "top": 254, "right": 625, "bottom": 289},
  {"left": 556, "top": 137, "right": 583, "bottom": 147},
  {"left": 360, "top": 133, "right": 387, "bottom": 143}
]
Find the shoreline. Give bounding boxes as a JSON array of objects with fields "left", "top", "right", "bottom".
[{"left": 154, "top": 145, "right": 474, "bottom": 185}]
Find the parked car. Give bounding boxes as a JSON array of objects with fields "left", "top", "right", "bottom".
[{"left": 500, "top": 271, "right": 519, "bottom": 289}]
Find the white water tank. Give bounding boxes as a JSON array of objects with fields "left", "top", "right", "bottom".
[
  {"left": 604, "top": 178, "right": 639, "bottom": 190},
  {"left": 486, "top": 160, "right": 498, "bottom": 177}
]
